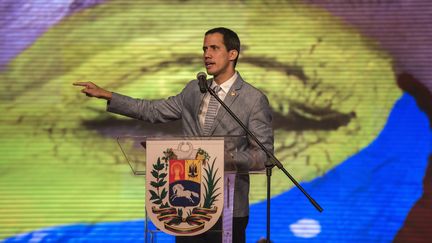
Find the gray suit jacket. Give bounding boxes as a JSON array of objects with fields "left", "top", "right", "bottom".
[{"left": 107, "top": 73, "right": 274, "bottom": 217}]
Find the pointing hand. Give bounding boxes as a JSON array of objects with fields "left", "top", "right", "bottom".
[{"left": 73, "top": 81, "right": 112, "bottom": 100}]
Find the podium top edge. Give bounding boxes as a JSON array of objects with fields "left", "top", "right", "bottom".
[{"left": 116, "top": 135, "right": 247, "bottom": 140}]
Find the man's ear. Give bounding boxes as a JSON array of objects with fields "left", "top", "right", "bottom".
[{"left": 229, "top": 50, "right": 238, "bottom": 61}]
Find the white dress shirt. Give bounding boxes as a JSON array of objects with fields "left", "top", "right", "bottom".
[{"left": 199, "top": 72, "right": 238, "bottom": 128}]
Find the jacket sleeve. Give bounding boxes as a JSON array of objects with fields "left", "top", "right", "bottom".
[{"left": 106, "top": 90, "right": 184, "bottom": 123}]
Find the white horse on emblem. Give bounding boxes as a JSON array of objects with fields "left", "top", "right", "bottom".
[{"left": 170, "top": 184, "right": 199, "bottom": 203}]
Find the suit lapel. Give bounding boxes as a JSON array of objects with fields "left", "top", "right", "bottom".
[{"left": 208, "top": 75, "right": 244, "bottom": 135}]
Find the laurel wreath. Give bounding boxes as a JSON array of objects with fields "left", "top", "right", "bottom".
[{"left": 149, "top": 157, "right": 169, "bottom": 208}]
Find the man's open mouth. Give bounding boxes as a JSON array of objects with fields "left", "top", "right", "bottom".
[{"left": 205, "top": 62, "right": 215, "bottom": 68}]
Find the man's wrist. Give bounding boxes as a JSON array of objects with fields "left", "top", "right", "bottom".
[{"left": 102, "top": 90, "right": 112, "bottom": 100}]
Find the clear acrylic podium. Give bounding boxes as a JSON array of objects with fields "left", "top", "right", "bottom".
[{"left": 117, "top": 136, "right": 265, "bottom": 243}]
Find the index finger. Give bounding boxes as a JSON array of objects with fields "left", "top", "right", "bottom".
[{"left": 73, "top": 82, "right": 90, "bottom": 86}]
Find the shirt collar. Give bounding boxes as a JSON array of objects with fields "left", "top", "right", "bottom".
[{"left": 210, "top": 72, "right": 238, "bottom": 94}]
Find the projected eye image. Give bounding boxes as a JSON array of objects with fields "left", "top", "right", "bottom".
[{"left": 0, "top": 0, "right": 430, "bottom": 242}]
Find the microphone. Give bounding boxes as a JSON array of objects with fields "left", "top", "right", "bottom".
[{"left": 196, "top": 72, "right": 208, "bottom": 93}]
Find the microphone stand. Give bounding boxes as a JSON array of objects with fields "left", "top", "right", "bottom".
[{"left": 206, "top": 85, "right": 323, "bottom": 243}]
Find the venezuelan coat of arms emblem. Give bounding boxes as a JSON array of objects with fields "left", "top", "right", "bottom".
[{"left": 146, "top": 139, "right": 224, "bottom": 236}]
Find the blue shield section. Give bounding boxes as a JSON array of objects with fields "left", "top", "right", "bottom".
[{"left": 169, "top": 180, "right": 201, "bottom": 207}]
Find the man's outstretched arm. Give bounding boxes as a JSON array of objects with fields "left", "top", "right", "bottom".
[{"left": 73, "top": 80, "right": 185, "bottom": 123}]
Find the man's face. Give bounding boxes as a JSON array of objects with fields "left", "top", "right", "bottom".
[{"left": 203, "top": 33, "right": 237, "bottom": 79}]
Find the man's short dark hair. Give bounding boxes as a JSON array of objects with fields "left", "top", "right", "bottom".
[{"left": 205, "top": 27, "right": 240, "bottom": 67}]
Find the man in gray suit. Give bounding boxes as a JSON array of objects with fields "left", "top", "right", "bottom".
[{"left": 74, "top": 27, "right": 274, "bottom": 243}]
